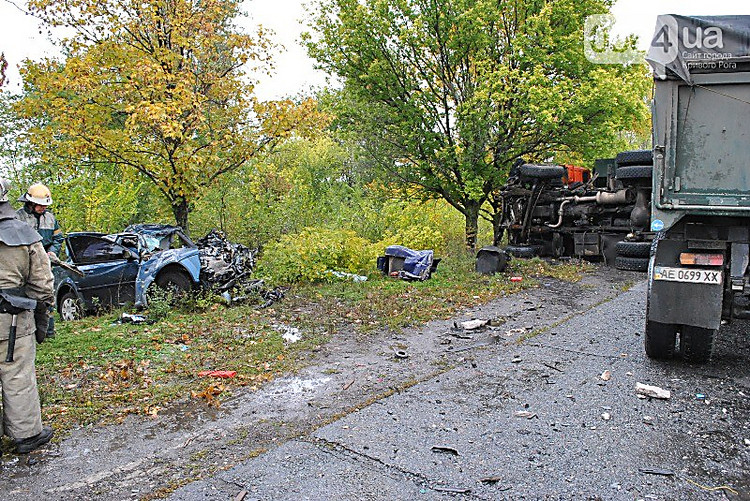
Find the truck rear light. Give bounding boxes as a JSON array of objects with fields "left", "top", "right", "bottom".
[{"left": 679, "top": 253, "right": 724, "bottom": 266}]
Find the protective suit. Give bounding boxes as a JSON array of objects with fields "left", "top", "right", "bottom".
[{"left": 0, "top": 179, "right": 55, "bottom": 453}]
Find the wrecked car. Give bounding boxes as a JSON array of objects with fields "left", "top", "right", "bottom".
[
  {"left": 53, "top": 225, "right": 201, "bottom": 321},
  {"left": 53, "top": 225, "right": 283, "bottom": 321}
]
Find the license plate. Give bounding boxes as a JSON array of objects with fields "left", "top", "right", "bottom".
[{"left": 653, "top": 266, "right": 723, "bottom": 285}]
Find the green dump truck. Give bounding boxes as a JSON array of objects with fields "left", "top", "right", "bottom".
[{"left": 645, "top": 15, "right": 750, "bottom": 362}]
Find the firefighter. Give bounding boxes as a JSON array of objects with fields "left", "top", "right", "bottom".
[
  {"left": 16, "top": 183, "right": 63, "bottom": 338},
  {"left": 0, "top": 177, "right": 55, "bottom": 453}
]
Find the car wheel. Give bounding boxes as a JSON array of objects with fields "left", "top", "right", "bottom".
[
  {"left": 681, "top": 325, "right": 715, "bottom": 363},
  {"left": 155, "top": 269, "right": 192, "bottom": 295},
  {"left": 58, "top": 292, "right": 82, "bottom": 322}
]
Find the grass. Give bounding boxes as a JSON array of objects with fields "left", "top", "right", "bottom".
[{"left": 30, "top": 252, "right": 591, "bottom": 439}]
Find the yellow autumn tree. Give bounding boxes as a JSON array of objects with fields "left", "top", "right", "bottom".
[{"left": 18, "top": 0, "right": 325, "bottom": 231}]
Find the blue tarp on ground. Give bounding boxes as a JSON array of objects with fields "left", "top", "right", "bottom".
[{"left": 385, "top": 245, "right": 434, "bottom": 280}]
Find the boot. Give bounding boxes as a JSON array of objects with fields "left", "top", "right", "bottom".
[{"left": 15, "top": 426, "right": 54, "bottom": 453}]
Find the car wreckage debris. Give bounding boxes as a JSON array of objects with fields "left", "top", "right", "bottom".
[{"left": 196, "top": 229, "right": 285, "bottom": 308}]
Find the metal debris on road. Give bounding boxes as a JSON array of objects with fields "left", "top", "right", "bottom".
[
  {"left": 432, "top": 486, "right": 472, "bottom": 494},
  {"left": 431, "top": 445, "right": 459, "bottom": 456},
  {"left": 638, "top": 467, "right": 675, "bottom": 476},
  {"left": 636, "top": 382, "right": 671, "bottom": 400},
  {"left": 460, "top": 319, "right": 489, "bottom": 330},
  {"left": 393, "top": 349, "right": 409, "bottom": 359},
  {"left": 514, "top": 411, "right": 538, "bottom": 419}
]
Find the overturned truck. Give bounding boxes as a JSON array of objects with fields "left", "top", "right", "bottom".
[
  {"left": 643, "top": 15, "right": 750, "bottom": 362},
  {"left": 499, "top": 154, "right": 653, "bottom": 269}
]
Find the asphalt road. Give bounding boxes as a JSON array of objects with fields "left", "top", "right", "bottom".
[{"left": 171, "top": 280, "right": 750, "bottom": 500}]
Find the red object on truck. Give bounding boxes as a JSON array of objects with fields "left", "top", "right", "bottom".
[{"left": 565, "top": 165, "right": 590, "bottom": 184}]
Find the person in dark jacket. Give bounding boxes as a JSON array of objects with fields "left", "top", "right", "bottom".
[
  {"left": 0, "top": 177, "right": 55, "bottom": 454},
  {"left": 16, "top": 183, "right": 63, "bottom": 338}
]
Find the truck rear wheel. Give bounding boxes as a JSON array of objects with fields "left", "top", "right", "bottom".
[
  {"left": 681, "top": 325, "right": 715, "bottom": 363},
  {"left": 644, "top": 320, "right": 677, "bottom": 359}
]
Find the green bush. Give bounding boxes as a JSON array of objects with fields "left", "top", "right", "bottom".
[{"left": 259, "top": 227, "right": 377, "bottom": 283}]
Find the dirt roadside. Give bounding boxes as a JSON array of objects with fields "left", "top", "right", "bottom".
[{"left": 2, "top": 267, "right": 637, "bottom": 500}]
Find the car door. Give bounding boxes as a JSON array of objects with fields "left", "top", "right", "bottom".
[{"left": 67, "top": 234, "right": 140, "bottom": 309}]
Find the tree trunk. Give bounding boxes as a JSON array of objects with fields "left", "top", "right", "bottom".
[
  {"left": 172, "top": 197, "right": 190, "bottom": 234},
  {"left": 464, "top": 203, "right": 480, "bottom": 251}
]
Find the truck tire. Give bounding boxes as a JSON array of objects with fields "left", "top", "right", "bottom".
[
  {"left": 505, "top": 245, "right": 537, "bottom": 258},
  {"left": 615, "top": 150, "right": 653, "bottom": 167},
  {"left": 681, "top": 325, "right": 715, "bottom": 363},
  {"left": 519, "top": 164, "right": 565, "bottom": 180},
  {"left": 616, "top": 240, "right": 651, "bottom": 258},
  {"left": 615, "top": 256, "right": 649, "bottom": 272},
  {"left": 645, "top": 320, "right": 677, "bottom": 359},
  {"left": 615, "top": 165, "right": 652, "bottom": 179}
]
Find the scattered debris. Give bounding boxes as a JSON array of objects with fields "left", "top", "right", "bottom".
[
  {"left": 198, "top": 370, "right": 237, "bottom": 378},
  {"left": 743, "top": 438, "right": 750, "bottom": 447},
  {"left": 273, "top": 324, "right": 302, "bottom": 343},
  {"left": 636, "top": 383, "right": 671, "bottom": 400},
  {"left": 505, "top": 327, "right": 527, "bottom": 337},
  {"left": 695, "top": 393, "right": 706, "bottom": 400},
  {"left": 479, "top": 476, "right": 505, "bottom": 485},
  {"left": 234, "top": 489, "right": 248, "bottom": 501},
  {"left": 197, "top": 229, "right": 286, "bottom": 308},
  {"left": 393, "top": 349, "right": 409, "bottom": 359},
  {"left": 431, "top": 445, "right": 460, "bottom": 456},
  {"left": 511, "top": 356, "right": 522, "bottom": 363},
  {"left": 118, "top": 312, "right": 151, "bottom": 325},
  {"left": 325, "top": 270, "right": 367, "bottom": 282},
  {"left": 643, "top": 415, "right": 655, "bottom": 425},
  {"left": 639, "top": 467, "right": 675, "bottom": 477},
  {"left": 377, "top": 245, "right": 437, "bottom": 281},
  {"left": 514, "top": 411, "right": 537, "bottom": 419},
  {"left": 600, "top": 370, "right": 612, "bottom": 381},
  {"left": 461, "top": 319, "right": 489, "bottom": 330},
  {"left": 475, "top": 246, "right": 508, "bottom": 275},
  {"left": 342, "top": 379, "right": 355, "bottom": 391},
  {"left": 601, "top": 412, "right": 611, "bottom": 421},
  {"left": 542, "top": 362, "right": 564, "bottom": 373},
  {"left": 510, "top": 276, "right": 523, "bottom": 282},
  {"left": 432, "top": 486, "right": 471, "bottom": 494}
]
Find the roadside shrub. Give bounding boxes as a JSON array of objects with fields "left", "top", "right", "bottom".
[{"left": 259, "top": 227, "right": 377, "bottom": 283}]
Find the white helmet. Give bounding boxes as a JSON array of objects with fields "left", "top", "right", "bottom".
[
  {"left": 0, "top": 178, "right": 10, "bottom": 203},
  {"left": 18, "top": 183, "right": 53, "bottom": 206}
]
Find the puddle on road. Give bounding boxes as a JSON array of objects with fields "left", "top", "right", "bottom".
[{"left": 259, "top": 376, "right": 332, "bottom": 406}]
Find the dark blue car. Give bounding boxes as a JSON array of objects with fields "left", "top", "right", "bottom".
[{"left": 53, "top": 224, "right": 201, "bottom": 321}]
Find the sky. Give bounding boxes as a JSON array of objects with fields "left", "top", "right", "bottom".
[{"left": 1, "top": 0, "right": 750, "bottom": 100}]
